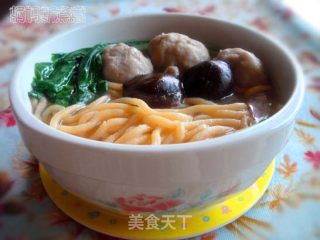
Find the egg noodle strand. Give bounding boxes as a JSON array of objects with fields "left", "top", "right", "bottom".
[{"left": 32, "top": 81, "right": 254, "bottom": 145}]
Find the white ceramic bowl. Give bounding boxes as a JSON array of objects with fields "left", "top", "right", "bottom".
[{"left": 10, "top": 14, "right": 304, "bottom": 214}]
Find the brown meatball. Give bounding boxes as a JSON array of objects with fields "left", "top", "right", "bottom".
[
  {"left": 102, "top": 43, "right": 153, "bottom": 83},
  {"left": 216, "top": 48, "right": 268, "bottom": 89},
  {"left": 149, "top": 33, "right": 210, "bottom": 72}
]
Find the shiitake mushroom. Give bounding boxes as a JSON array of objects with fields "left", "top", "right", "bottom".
[
  {"left": 123, "top": 73, "right": 185, "bottom": 108},
  {"left": 181, "top": 60, "right": 233, "bottom": 100}
]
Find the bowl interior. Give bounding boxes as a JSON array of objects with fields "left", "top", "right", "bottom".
[
  {"left": 16, "top": 15, "right": 296, "bottom": 111},
  {"left": 11, "top": 14, "right": 302, "bottom": 152}
]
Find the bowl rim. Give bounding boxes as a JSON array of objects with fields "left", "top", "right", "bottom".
[{"left": 9, "top": 13, "right": 305, "bottom": 153}]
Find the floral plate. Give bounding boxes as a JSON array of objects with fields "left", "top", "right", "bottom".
[{"left": 40, "top": 160, "right": 275, "bottom": 240}]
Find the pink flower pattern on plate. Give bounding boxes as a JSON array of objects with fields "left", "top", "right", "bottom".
[
  {"left": 0, "top": 107, "right": 16, "bottom": 127},
  {"left": 304, "top": 151, "right": 320, "bottom": 169},
  {"left": 115, "top": 194, "right": 182, "bottom": 212}
]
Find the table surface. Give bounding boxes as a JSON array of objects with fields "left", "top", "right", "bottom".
[{"left": 0, "top": 0, "right": 320, "bottom": 239}]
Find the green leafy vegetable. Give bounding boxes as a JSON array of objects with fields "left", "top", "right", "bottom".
[
  {"left": 29, "top": 44, "right": 108, "bottom": 106},
  {"left": 29, "top": 40, "right": 150, "bottom": 107}
]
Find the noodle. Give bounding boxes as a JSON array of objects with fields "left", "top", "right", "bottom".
[
  {"left": 31, "top": 79, "right": 255, "bottom": 145},
  {"left": 243, "top": 84, "right": 272, "bottom": 97},
  {"left": 108, "top": 81, "right": 123, "bottom": 99},
  {"left": 42, "top": 105, "right": 65, "bottom": 124},
  {"left": 34, "top": 97, "right": 48, "bottom": 119},
  {"left": 46, "top": 96, "right": 253, "bottom": 145},
  {"left": 32, "top": 97, "right": 65, "bottom": 124},
  {"left": 28, "top": 35, "right": 276, "bottom": 146},
  {"left": 184, "top": 98, "right": 215, "bottom": 105},
  {"left": 235, "top": 84, "right": 272, "bottom": 97}
]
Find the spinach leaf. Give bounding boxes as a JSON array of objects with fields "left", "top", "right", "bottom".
[
  {"left": 29, "top": 44, "right": 108, "bottom": 106},
  {"left": 73, "top": 44, "right": 106, "bottom": 103},
  {"left": 125, "top": 40, "right": 149, "bottom": 50}
]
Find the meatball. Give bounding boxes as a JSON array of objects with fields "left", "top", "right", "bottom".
[
  {"left": 216, "top": 48, "right": 268, "bottom": 89},
  {"left": 102, "top": 43, "right": 153, "bottom": 83},
  {"left": 149, "top": 33, "right": 210, "bottom": 72}
]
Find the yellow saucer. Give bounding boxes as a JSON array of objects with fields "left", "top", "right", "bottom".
[{"left": 40, "top": 160, "right": 275, "bottom": 240}]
